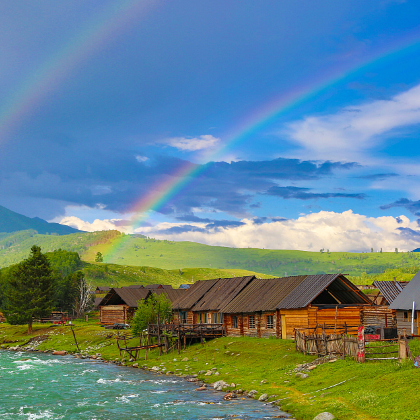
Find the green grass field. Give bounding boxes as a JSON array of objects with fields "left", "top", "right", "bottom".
[
  {"left": 2, "top": 320, "right": 420, "bottom": 420},
  {"left": 1, "top": 230, "right": 420, "bottom": 280}
]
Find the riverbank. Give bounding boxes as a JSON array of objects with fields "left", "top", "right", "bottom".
[{"left": 1, "top": 320, "right": 420, "bottom": 420}]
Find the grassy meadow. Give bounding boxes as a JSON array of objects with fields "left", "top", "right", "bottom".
[
  {"left": 1, "top": 230, "right": 420, "bottom": 281},
  {"left": 2, "top": 319, "right": 420, "bottom": 420}
]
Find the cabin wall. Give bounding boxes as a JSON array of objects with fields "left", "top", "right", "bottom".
[
  {"left": 361, "top": 307, "right": 396, "bottom": 328},
  {"left": 395, "top": 310, "right": 419, "bottom": 335},
  {"left": 100, "top": 305, "right": 129, "bottom": 324},
  {"left": 224, "top": 312, "right": 277, "bottom": 337},
  {"left": 278, "top": 308, "right": 310, "bottom": 339},
  {"left": 193, "top": 311, "right": 222, "bottom": 324},
  {"left": 312, "top": 306, "right": 362, "bottom": 332},
  {"left": 0, "top": 312, "right": 5, "bottom": 322}
]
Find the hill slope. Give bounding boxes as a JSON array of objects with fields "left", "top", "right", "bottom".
[
  {"left": 0, "top": 205, "right": 81, "bottom": 235},
  {"left": 0, "top": 230, "right": 420, "bottom": 279}
]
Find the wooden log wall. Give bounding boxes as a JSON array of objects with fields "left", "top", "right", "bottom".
[
  {"left": 99, "top": 305, "right": 128, "bottom": 325},
  {"left": 360, "top": 307, "right": 396, "bottom": 328},
  {"left": 0, "top": 312, "right": 5, "bottom": 322},
  {"left": 313, "top": 307, "right": 361, "bottom": 334}
]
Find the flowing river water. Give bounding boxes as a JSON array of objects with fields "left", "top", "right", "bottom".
[{"left": 0, "top": 351, "right": 290, "bottom": 420}]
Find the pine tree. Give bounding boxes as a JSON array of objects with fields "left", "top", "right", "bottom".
[{"left": 3, "top": 245, "right": 55, "bottom": 334}]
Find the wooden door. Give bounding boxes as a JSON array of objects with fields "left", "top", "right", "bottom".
[{"left": 281, "top": 315, "right": 287, "bottom": 339}]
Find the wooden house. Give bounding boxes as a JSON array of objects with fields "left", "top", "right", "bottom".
[
  {"left": 99, "top": 287, "right": 151, "bottom": 325},
  {"left": 144, "top": 284, "right": 173, "bottom": 290},
  {"left": 189, "top": 276, "right": 255, "bottom": 324},
  {"left": 221, "top": 274, "right": 373, "bottom": 339},
  {"left": 0, "top": 312, "right": 5, "bottom": 322},
  {"left": 389, "top": 271, "right": 420, "bottom": 335},
  {"left": 152, "top": 288, "right": 186, "bottom": 305},
  {"left": 172, "top": 279, "right": 221, "bottom": 324}
]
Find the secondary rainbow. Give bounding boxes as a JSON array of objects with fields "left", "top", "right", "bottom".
[{"left": 0, "top": 0, "right": 157, "bottom": 144}]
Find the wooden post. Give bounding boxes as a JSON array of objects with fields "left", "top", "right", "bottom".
[
  {"left": 177, "top": 327, "right": 181, "bottom": 354},
  {"left": 356, "top": 325, "right": 365, "bottom": 363},
  {"left": 323, "top": 323, "right": 327, "bottom": 356},
  {"left": 157, "top": 306, "right": 162, "bottom": 356},
  {"left": 399, "top": 336, "right": 407, "bottom": 361},
  {"left": 164, "top": 335, "right": 169, "bottom": 353},
  {"left": 334, "top": 306, "right": 338, "bottom": 333},
  {"left": 183, "top": 335, "right": 186, "bottom": 350},
  {"left": 342, "top": 335, "right": 346, "bottom": 360},
  {"left": 70, "top": 324, "right": 80, "bottom": 352}
]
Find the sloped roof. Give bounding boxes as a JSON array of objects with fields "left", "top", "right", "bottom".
[
  {"left": 222, "top": 276, "right": 306, "bottom": 313},
  {"left": 373, "top": 280, "right": 404, "bottom": 305},
  {"left": 277, "top": 273, "right": 370, "bottom": 309},
  {"left": 144, "top": 284, "right": 173, "bottom": 289},
  {"left": 191, "top": 276, "right": 255, "bottom": 312},
  {"left": 152, "top": 288, "right": 186, "bottom": 304},
  {"left": 125, "top": 285, "right": 145, "bottom": 288},
  {"left": 99, "top": 287, "right": 151, "bottom": 308},
  {"left": 390, "top": 271, "right": 420, "bottom": 310},
  {"left": 172, "top": 279, "right": 219, "bottom": 310},
  {"left": 222, "top": 274, "right": 370, "bottom": 313}
]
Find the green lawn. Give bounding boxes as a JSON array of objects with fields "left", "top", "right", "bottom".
[{"left": 2, "top": 320, "right": 420, "bottom": 420}]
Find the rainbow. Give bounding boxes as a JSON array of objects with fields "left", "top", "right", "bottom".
[
  {"left": 1, "top": 2, "right": 420, "bottom": 260},
  {"left": 101, "top": 30, "right": 420, "bottom": 261},
  {"left": 0, "top": 0, "right": 157, "bottom": 144}
]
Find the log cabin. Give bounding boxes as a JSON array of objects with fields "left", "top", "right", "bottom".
[
  {"left": 99, "top": 288, "right": 151, "bottom": 325},
  {"left": 189, "top": 276, "right": 255, "bottom": 324},
  {"left": 389, "top": 271, "right": 420, "bottom": 335},
  {"left": 221, "top": 274, "right": 373, "bottom": 338}
]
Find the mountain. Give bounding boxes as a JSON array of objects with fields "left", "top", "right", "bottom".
[{"left": 0, "top": 205, "right": 81, "bottom": 235}]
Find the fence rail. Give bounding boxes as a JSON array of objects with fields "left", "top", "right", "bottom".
[{"left": 295, "top": 324, "right": 412, "bottom": 362}]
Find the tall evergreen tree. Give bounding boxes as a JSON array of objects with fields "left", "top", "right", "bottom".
[{"left": 3, "top": 245, "right": 55, "bottom": 334}]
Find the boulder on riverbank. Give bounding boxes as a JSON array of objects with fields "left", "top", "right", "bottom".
[{"left": 313, "top": 412, "right": 335, "bottom": 420}]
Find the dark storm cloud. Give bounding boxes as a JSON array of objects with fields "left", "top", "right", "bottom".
[
  {"left": 264, "top": 186, "right": 366, "bottom": 200},
  {"left": 380, "top": 198, "right": 420, "bottom": 216},
  {"left": 0, "top": 136, "right": 361, "bottom": 219}
]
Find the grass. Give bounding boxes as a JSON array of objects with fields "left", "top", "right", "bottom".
[
  {"left": 2, "top": 319, "right": 420, "bottom": 420},
  {"left": 2, "top": 230, "right": 420, "bottom": 279}
]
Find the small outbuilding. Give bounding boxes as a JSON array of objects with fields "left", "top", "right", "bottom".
[
  {"left": 99, "top": 287, "right": 151, "bottom": 325},
  {"left": 389, "top": 271, "right": 420, "bottom": 335}
]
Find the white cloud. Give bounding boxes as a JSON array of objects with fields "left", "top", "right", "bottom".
[
  {"left": 286, "top": 83, "right": 420, "bottom": 162},
  {"left": 164, "top": 134, "right": 220, "bottom": 151},
  {"left": 59, "top": 216, "right": 132, "bottom": 233},
  {"left": 135, "top": 155, "right": 149, "bottom": 162},
  {"left": 136, "top": 210, "right": 420, "bottom": 252}
]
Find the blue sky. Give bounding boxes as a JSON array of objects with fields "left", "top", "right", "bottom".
[{"left": 2, "top": 0, "right": 420, "bottom": 251}]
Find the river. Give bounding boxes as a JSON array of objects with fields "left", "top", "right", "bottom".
[{"left": 0, "top": 350, "right": 290, "bottom": 419}]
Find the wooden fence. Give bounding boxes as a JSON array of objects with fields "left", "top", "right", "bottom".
[
  {"left": 295, "top": 324, "right": 359, "bottom": 359},
  {"left": 295, "top": 324, "right": 412, "bottom": 362}
]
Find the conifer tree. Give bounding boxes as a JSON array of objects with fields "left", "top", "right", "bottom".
[{"left": 3, "top": 245, "right": 55, "bottom": 334}]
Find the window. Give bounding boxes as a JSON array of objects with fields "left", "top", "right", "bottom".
[
  {"left": 212, "top": 313, "right": 218, "bottom": 323},
  {"left": 266, "top": 315, "right": 274, "bottom": 329},
  {"left": 180, "top": 311, "right": 187, "bottom": 324},
  {"left": 404, "top": 311, "right": 409, "bottom": 321},
  {"left": 218, "top": 313, "right": 223, "bottom": 323},
  {"left": 199, "top": 313, "right": 207, "bottom": 324},
  {"left": 249, "top": 315, "right": 255, "bottom": 329},
  {"left": 232, "top": 316, "right": 238, "bottom": 328}
]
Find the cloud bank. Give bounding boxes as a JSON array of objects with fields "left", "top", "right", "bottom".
[{"left": 60, "top": 210, "right": 420, "bottom": 252}]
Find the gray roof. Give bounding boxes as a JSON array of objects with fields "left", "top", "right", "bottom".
[
  {"left": 99, "top": 287, "right": 151, "bottom": 308},
  {"left": 172, "top": 279, "right": 218, "bottom": 310},
  {"left": 191, "top": 276, "right": 255, "bottom": 312},
  {"left": 222, "top": 276, "right": 306, "bottom": 313},
  {"left": 277, "top": 273, "right": 370, "bottom": 309},
  {"left": 152, "top": 288, "right": 187, "bottom": 304},
  {"left": 389, "top": 271, "right": 420, "bottom": 310},
  {"left": 222, "top": 274, "right": 370, "bottom": 313},
  {"left": 373, "top": 280, "right": 404, "bottom": 305}
]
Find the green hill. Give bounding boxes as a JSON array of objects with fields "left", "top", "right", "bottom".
[
  {"left": 0, "top": 205, "right": 81, "bottom": 235},
  {"left": 0, "top": 229, "right": 419, "bottom": 280}
]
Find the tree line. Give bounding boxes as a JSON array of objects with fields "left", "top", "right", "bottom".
[{"left": 0, "top": 245, "right": 93, "bottom": 333}]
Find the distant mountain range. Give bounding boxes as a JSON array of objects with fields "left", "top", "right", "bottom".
[{"left": 0, "top": 205, "right": 81, "bottom": 235}]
